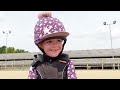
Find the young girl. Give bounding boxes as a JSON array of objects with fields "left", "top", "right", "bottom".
[{"left": 28, "top": 11, "right": 77, "bottom": 79}]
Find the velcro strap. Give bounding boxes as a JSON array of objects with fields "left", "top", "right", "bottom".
[{"left": 59, "top": 60, "right": 67, "bottom": 63}]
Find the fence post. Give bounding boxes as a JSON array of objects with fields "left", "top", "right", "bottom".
[{"left": 102, "top": 63, "right": 103, "bottom": 69}]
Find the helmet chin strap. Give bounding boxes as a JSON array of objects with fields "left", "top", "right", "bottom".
[
  {"left": 37, "top": 38, "right": 67, "bottom": 58},
  {"left": 58, "top": 38, "right": 66, "bottom": 56}
]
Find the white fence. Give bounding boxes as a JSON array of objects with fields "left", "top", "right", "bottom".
[
  {"left": 1, "top": 49, "right": 120, "bottom": 70},
  {"left": 0, "top": 58, "right": 120, "bottom": 70}
]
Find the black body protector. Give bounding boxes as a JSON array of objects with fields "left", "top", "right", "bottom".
[{"left": 31, "top": 53, "right": 70, "bottom": 79}]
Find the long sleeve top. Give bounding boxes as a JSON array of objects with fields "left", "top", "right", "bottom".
[{"left": 28, "top": 60, "right": 77, "bottom": 79}]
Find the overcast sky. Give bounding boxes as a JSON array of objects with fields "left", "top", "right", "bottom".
[{"left": 0, "top": 11, "right": 120, "bottom": 52}]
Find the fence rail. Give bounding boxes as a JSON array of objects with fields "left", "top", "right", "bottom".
[
  {"left": 0, "top": 58, "right": 120, "bottom": 70},
  {"left": 1, "top": 49, "right": 120, "bottom": 70}
]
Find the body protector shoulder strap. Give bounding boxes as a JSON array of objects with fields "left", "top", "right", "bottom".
[{"left": 31, "top": 54, "right": 43, "bottom": 68}]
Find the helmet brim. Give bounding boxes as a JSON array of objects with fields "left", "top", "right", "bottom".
[
  {"left": 35, "top": 32, "right": 69, "bottom": 44},
  {"left": 42, "top": 32, "right": 69, "bottom": 40}
]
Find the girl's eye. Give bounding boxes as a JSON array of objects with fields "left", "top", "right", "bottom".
[
  {"left": 46, "top": 40, "right": 52, "bottom": 43},
  {"left": 44, "top": 39, "right": 63, "bottom": 44},
  {"left": 57, "top": 39, "right": 62, "bottom": 42}
]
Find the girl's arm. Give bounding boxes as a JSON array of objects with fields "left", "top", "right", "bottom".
[
  {"left": 28, "top": 67, "right": 38, "bottom": 79},
  {"left": 67, "top": 60, "right": 77, "bottom": 79}
]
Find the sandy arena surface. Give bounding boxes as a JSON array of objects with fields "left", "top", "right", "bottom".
[{"left": 0, "top": 70, "right": 120, "bottom": 79}]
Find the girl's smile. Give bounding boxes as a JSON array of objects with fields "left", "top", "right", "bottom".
[{"left": 39, "top": 39, "right": 63, "bottom": 57}]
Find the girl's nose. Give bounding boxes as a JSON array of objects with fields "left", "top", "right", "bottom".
[{"left": 52, "top": 40, "right": 59, "bottom": 46}]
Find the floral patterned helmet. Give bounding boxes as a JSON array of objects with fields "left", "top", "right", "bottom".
[{"left": 34, "top": 11, "right": 69, "bottom": 45}]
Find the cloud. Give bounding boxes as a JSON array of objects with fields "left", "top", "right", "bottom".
[
  {"left": 0, "top": 12, "right": 6, "bottom": 22},
  {"left": 112, "top": 28, "right": 120, "bottom": 39}
]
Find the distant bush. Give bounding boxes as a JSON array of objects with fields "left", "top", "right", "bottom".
[{"left": 0, "top": 46, "right": 29, "bottom": 53}]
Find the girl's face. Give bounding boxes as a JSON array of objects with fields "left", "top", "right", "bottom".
[{"left": 39, "top": 38, "right": 63, "bottom": 57}]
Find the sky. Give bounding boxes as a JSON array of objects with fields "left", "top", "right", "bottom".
[{"left": 0, "top": 11, "right": 120, "bottom": 52}]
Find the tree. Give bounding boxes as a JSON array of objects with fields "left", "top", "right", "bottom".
[
  {"left": 14, "top": 49, "right": 28, "bottom": 53},
  {"left": 0, "top": 46, "right": 29, "bottom": 54},
  {"left": 0, "top": 46, "right": 6, "bottom": 53},
  {"left": 7, "top": 47, "right": 15, "bottom": 53}
]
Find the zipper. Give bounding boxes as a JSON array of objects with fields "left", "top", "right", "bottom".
[
  {"left": 36, "top": 69, "right": 43, "bottom": 79},
  {"left": 62, "top": 63, "right": 68, "bottom": 79},
  {"left": 49, "top": 59, "right": 52, "bottom": 64}
]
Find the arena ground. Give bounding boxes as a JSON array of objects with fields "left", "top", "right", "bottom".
[{"left": 0, "top": 70, "right": 120, "bottom": 79}]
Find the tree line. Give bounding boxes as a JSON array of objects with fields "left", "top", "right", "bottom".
[{"left": 0, "top": 46, "right": 29, "bottom": 54}]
